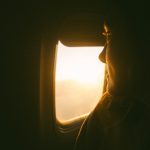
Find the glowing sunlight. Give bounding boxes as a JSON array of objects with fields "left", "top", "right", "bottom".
[{"left": 55, "top": 41, "right": 105, "bottom": 122}]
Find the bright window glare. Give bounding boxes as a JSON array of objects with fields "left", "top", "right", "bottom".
[{"left": 55, "top": 41, "right": 105, "bottom": 122}]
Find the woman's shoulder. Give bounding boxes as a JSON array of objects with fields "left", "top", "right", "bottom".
[{"left": 91, "top": 92, "right": 150, "bottom": 129}]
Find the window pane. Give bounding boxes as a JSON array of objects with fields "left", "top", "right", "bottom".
[{"left": 55, "top": 41, "right": 105, "bottom": 122}]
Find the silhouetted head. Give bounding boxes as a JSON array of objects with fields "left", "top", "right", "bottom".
[{"left": 99, "top": 1, "right": 150, "bottom": 99}]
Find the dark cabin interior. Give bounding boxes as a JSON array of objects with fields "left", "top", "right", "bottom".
[
  {"left": 2, "top": 1, "right": 105, "bottom": 149},
  {"left": 2, "top": 1, "right": 150, "bottom": 150}
]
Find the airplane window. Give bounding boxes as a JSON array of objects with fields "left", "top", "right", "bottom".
[{"left": 55, "top": 41, "right": 105, "bottom": 122}]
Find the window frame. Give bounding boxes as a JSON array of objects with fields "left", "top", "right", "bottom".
[{"left": 54, "top": 40, "right": 107, "bottom": 135}]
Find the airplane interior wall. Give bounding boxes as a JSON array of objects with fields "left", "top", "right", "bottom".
[
  {"left": 2, "top": 3, "right": 45, "bottom": 149},
  {"left": 2, "top": 1, "right": 106, "bottom": 149}
]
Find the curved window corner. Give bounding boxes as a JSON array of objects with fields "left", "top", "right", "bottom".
[{"left": 55, "top": 41, "right": 105, "bottom": 124}]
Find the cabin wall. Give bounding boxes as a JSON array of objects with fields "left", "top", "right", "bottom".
[
  {"left": 1, "top": 1, "right": 106, "bottom": 149},
  {"left": 2, "top": 4, "right": 44, "bottom": 149}
]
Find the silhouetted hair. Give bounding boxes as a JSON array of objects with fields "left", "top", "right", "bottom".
[{"left": 104, "top": 0, "right": 150, "bottom": 97}]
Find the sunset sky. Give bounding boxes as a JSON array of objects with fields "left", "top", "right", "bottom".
[{"left": 55, "top": 41, "right": 105, "bottom": 121}]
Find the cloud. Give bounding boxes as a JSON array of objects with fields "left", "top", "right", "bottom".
[{"left": 56, "top": 80, "right": 103, "bottom": 121}]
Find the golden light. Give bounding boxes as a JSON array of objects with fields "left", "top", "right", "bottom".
[
  {"left": 55, "top": 41, "right": 105, "bottom": 121},
  {"left": 56, "top": 41, "right": 104, "bottom": 84}
]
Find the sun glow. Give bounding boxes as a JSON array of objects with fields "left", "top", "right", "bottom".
[
  {"left": 55, "top": 41, "right": 105, "bottom": 121},
  {"left": 56, "top": 41, "right": 104, "bottom": 84}
]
